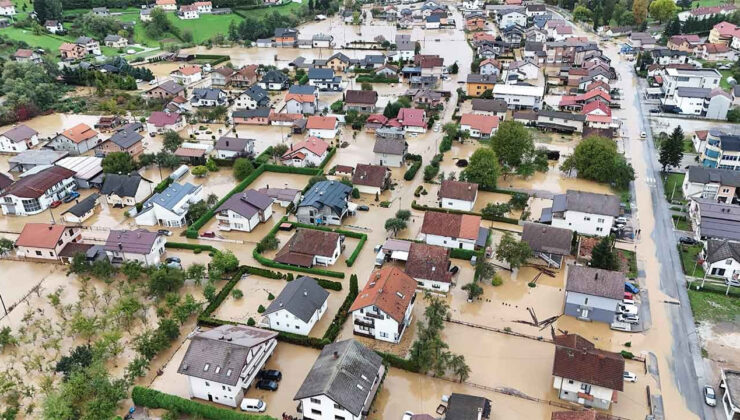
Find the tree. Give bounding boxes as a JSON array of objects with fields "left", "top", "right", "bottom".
[
  {"left": 156, "top": 151, "right": 181, "bottom": 169},
  {"left": 43, "top": 362, "right": 127, "bottom": 420},
  {"left": 396, "top": 209, "right": 411, "bottom": 221},
  {"left": 211, "top": 250, "right": 239, "bottom": 274},
  {"left": 0, "top": 238, "right": 13, "bottom": 255},
  {"left": 590, "top": 236, "right": 620, "bottom": 270},
  {"left": 659, "top": 126, "right": 684, "bottom": 171},
  {"left": 55, "top": 345, "right": 94, "bottom": 380},
  {"left": 0, "top": 326, "right": 17, "bottom": 352},
  {"left": 233, "top": 158, "right": 254, "bottom": 181},
  {"left": 257, "top": 235, "right": 279, "bottom": 253},
  {"left": 632, "top": 0, "right": 648, "bottom": 25},
  {"left": 148, "top": 267, "right": 185, "bottom": 297},
  {"left": 186, "top": 264, "right": 206, "bottom": 284},
  {"left": 728, "top": 108, "right": 740, "bottom": 123},
  {"left": 306, "top": 175, "right": 328, "bottom": 190},
  {"left": 496, "top": 233, "right": 533, "bottom": 269},
  {"left": 162, "top": 130, "right": 183, "bottom": 152},
  {"left": 461, "top": 148, "right": 500, "bottom": 189},
  {"left": 448, "top": 354, "right": 470, "bottom": 382},
  {"left": 461, "top": 282, "right": 483, "bottom": 301},
  {"left": 573, "top": 5, "right": 593, "bottom": 21},
  {"left": 649, "top": 0, "right": 677, "bottom": 23},
  {"left": 560, "top": 136, "right": 635, "bottom": 189},
  {"left": 449, "top": 62, "right": 459, "bottom": 74},
  {"left": 138, "top": 153, "right": 156, "bottom": 167},
  {"left": 101, "top": 152, "right": 135, "bottom": 174},
  {"left": 121, "top": 260, "right": 145, "bottom": 282},
  {"left": 508, "top": 192, "right": 528, "bottom": 210},
  {"left": 186, "top": 200, "right": 209, "bottom": 224},
  {"left": 384, "top": 218, "right": 407, "bottom": 236},
  {"left": 34, "top": 0, "right": 63, "bottom": 23},
  {"left": 481, "top": 202, "right": 510, "bottom": 218},
  {"left": 361, "top": 82, "right": 373, "bottom": 90},
  {"left": 206, "top": 158, "right": 219, "bottom": 172},
  {"left": 490, "top": 121, "right": 534, "bottom": 171},
  {"left": 272, "top": 143, "right": 289, "bottom": 161},
  {"left": 191, "top": 165, "right": 208, "bottom": 177}
]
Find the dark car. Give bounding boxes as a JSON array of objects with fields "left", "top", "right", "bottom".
[
  {"left": 165, "top": 257, "right": 181, "bottom": 264},
  {"left": 449, "top": 266, "right": 459, "bottom": 275},
  {"left": 679, "top": 236, "right": 698, "bottom": 245},
  {"left": 649, "top": 108, "right": 660, "bottom": 113},
  {"left": 255, "top": 379, "right": 278, "bottom": 391},
  {"left": 157, "top": 229, "right": 172, "bottom": 236},
  {"left": 258, "top": 369, "right": 282, "bottom": 382},
  {"left": 63, "top": 191, "right": 80, "bottom": 203},
  {"left": 357, "top": 205, "right": 370, "bottom": 212}
]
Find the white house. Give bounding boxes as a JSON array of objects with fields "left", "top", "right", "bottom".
[
  {"left": 214, "top": 137, "right": 254, "bottom": 160},
  {"left": 0, "top": 166, "right": 76, "bottom": 216},
  {"left": 703, "top": 239, "right": 740, "bottom": 282},
  {"left": 193, "top": 1, "right": 212, "bottom": 13},
  {"left": 285, "top": 85, "right": 319, "bottom": 114},
  {"left": 261, "top": 276, "right": 329, "bottom": 335},
  {"left": 281, "top": 137, "right": 329, "bottom": 167},
  {"left": 294, "top": 340, "right": 384, "bottom": 420},
  {"left": 47, "top": 123, "right": 100, "bottom": 155},
  {"left": 274, "top": 229, "right": 343, "bottom": 268},
  {"left": 438, "top": 180, "right": 478, "bottom": 211},
  {"left": 350, "top": 267, "right": 416, "bottom": 343},
  {"left": 543, "top": 190, "right": 620, "bottom": 237},
  {"left": 100, "top": 173, "right": 153, "bottom": 207},
  {"left": 460, "top": 113, "right": 499, "bottom": 138},
  {"left": 135, "top": 182, "right": 203, "bottom": 228},
  {"left": 15, "top": 223, "right": 82, "bottom": 261},
  {"left": 235, "top": 85, "right": 269, "bottom": 110},
  {"left": 682, "top": 166, "right": 740, "bottom": 204},
  {"left": 479, "top": 58, "right": 500, "bottom": 77},
  {"left": 0, "top": 125, "right": 39, "bottom": 153},
  {"left": 373, "top": 138, "right": 407, "bottom": 167},
  {"left": 662, "top": 67, "right": 721, "bottom": 97},
  {"left": 178, "top": 5, "right": 200, "bottom": 19},
  {"left": 492, "top": 84, "right": 544, "bottom": 109},
  {"left": 405, "top": 242, "right": 453, "bottom": 292},
  {"left": 506, "top": 59, "right": 540, "bottom": 81},
  {"left": 103, "top": 229, "right": 166, "bottom": 266},
  {"left": 352, "top": 164, "right": 389, "bottom": 196},
  {"left": 155, "top": 0, "right": 177, "bottom": 10},
  {"left": 259, "top": 187, "right": 301, "bottom": 208},
  {"left": 0, "top": 0, "right": 17, "bottom": 16},
  {"left": 396, "top": 108, "right": 427, "bottom": 134},
  {"left": 215, "top": 189, "right": 273, "bottom": 232},
  {"left": 720, "top": 369, "right": 740, "bottom": 420},
  {"left": 306, "top": 116, "right": 338, "bottom": 139},
  {"left": 178, "top": 325, "right": 278, "bottom": 408},
  {"left": 147, "top": 111, "right": 185, "bottom": 134},
  {"left": 61, "top": 193, "right": 100, "bottom": 223},
  {"left": 667, "top": 87, "right": 731, "bottom": 120},
  {"left": 499, "top": 10, "right": 526, "bottom": 28},
  {"left": 421, "top": 211, "right": 481, "bottom": 250},
  {"left": 170, "top": 65, "right": 203, "bottom": 85},
  {"left": 190, "top": 88, "right": 227, "bottom": 107}
]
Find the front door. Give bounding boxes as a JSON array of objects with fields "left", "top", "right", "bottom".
[{"left": 207, "top": 393, "right": 213, "bottom": 401}]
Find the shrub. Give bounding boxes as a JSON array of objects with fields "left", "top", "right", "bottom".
[
  {"left": 231, "top": 289, "right": 243, "bottom": 299},
  {"left": 322, "top": 274, "right": 359, "bottom": 342},
  {"left": 154, "top": 177, "right": 173, "bottom": 193},
  {"left": 131, "top": 387, "right": 270, "bottom": 420},
  {"left": 193, "top": 248, "right": 202, "bottom": 254},
  {"left": 404, "top": 160, "right": 422, "bottom": 180},
  {"left": 257, "top": 304, "right": 265, "bottom": 313},
  {"left": 244, "top": 266, "right": 283, "bottom": 279},
  {"left": 345, "top": 235, "right": 367, "bottom": 267},
  {"left": 620, "top": 350, "right": 634, "bottom": 359},
  {"left": 450, "top": 248, "right": 477, "bottom": 260},
  {"left": 247, "top": 317, "right": 255, "bottom": 326},
  {"left": 414, "top": 185, "right": 424, "bottom": 197},
  {"left": 286, "top": 273, "right": 294, "bottom": 282},
  {"left": 379, "top": 201, "right": 391, "bottom": 208},
  {"left": 624, "top": 341, "right": 632, "bottom": 348},
  {"left": 267, "top": 293, "right": 275, "bottom": 300},
  {"left": 527, "top": 282, "right": 536, "bottom": 288},
  {"left": 316, "top": 278, "right": 342, "bottom": 291},
  {"left": 491, "top": 275, "right": 503, "bottom": 286},
  {"left": 253, "top": 250, "right": 345, "bottom": 278}
]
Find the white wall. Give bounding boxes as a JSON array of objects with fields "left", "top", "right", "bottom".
[
  {"left": 374, "top": 153, "right": 403, "bottom": 168},
  {"left": 308, "top": 128, "right": 337, "bottom": 139},
  {"left": 415, "top": 277, "right": 451, "bottom": 293},
  {"left": 705, "top": 257, "right": 740, "bottom": 281},
  {"left": 440, "top": 197, "right": 475, "bottom": 211},
  {"left": 263, "top": 299, "right": 327, "bottom": 335},
  {"left": 217, "top": 210, "right": 261, "bottom": 232},
  {"left": 298, "top": 394, "right": 361, "bottom": 420},
  {"left": 425, "top": 233, "right": 475, "bottom": 250},
  {"left": 552, "top": 210, "right": 614, "bottom": 237},
  {"left": 552, "top": 376, "right": 615, "bottom": 410}
]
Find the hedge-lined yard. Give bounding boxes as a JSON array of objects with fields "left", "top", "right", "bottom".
[{"left": 132, "top": 387, "right": 274, "bottom": 420}]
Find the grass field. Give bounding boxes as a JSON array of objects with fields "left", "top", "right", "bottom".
[
  {"left": 679, "top": 243, "right": 706, "bottom": 278},
  {"left": 720, "top": 69, "right": 733, "bottom": 90},
  {"left": 691, "top": 0, "right": 731, "bottom": 7},
  {"left": 663, "top": 173, "right": 686, "bottom": 204},
  {"left": 237, "top": 0, "right": 305, "bottom": 19},
  {"left": 688, "top": 288, "right": 740, "bottom": 323},
  {"left": 168, "top": 13, "right": 243, "bottom": 43}
]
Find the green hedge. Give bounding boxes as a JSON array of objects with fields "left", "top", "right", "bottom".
[
  {"left": 131, "top": 387, "right": 274, "bottom": 420},
  {"left": 262, "top": 164, "right": 322, "bottom": 176},
  {"left": 322, "top": 274, "right": 358, "bottom": 342},
  {"left": 165, "top": 242, "right": 217, "bottom": 253},
  {"left": 254, "top": 146, "right": 273, "bottom": 165},
  {"left": 346, "top": 235, "right": 366, "bottom": 267},
  {"left": 315, "top": 278, "right": 343, "bottom": 291},
  {"left": 356, "top": 75, "right": 399, "bottom": 83},
  {"left": 244, "top": 265, "right": 284, "bottom": 279},
  {"left": 193, "top": 54, "right": 230, "bottom": 65},
  {"left": 449, "top": 248, "right": 477, "bottom": 260},
  {"left": 253, "top": 250, "right": 345, "bottom": 278},
  {"left": 276, "top": 330, "right": 327, "bottom": 349},
  {"left": 200, "top": 267, "right": 247, "bottom": 320},
  {"left": 410, "top": 200, "right": 519, "bottom": 225},
  {"left": 376, "top": 351, "right": 420, "bottom": 372},
  {"left": 154, "top": 177, "right": 173, "bottom": 193},
  {"left": 318, "top": 147, "right": 336, "bottom": 170},
  {"left": 404, "top": 160, "right": 422, "bottom": 181},
  {"left": 211, "top": 157, "right": 236, "bottom": 167}
]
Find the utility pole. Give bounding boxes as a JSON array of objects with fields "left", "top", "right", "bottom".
[{"left": 0, "top": 293, "right": 6, "bottom": 316}]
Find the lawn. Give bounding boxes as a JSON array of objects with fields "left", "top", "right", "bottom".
[
  {"left": 692, "top": 0, "right": 730, "bottom": 7},
  {"left": 167, "top": 13, "right": 243, "bottom": 43},
  {"left": 720, "top": 69, "right": 733, "bottom": 91},
  {"left": 688, "top": 288, "right": 740, "bottom": 323},
  {"left": 663, "top": 173, "right": 686, "bottom": 204},
  {"left": 617, "top": 249, "right": 638, "bottom": 279},
  {"left": 683, "top": 139, "right": 695, "bottom": 154},
  {"left": 0, "top": 26, "right": 74, "bottom": 51},
  {"left": 672, "top": 214, "right": 692, "bottom": 231},
  {"left": 678, "top": 243, "right": 705, "bottom": 278},
  {"left": 236, "top": 0, "right": 305, "bottom": 19}
]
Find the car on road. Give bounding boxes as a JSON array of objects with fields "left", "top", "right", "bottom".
[
  {"left": 640, "top": 131, "right": 647, "bottom": 138},
  {"left": 357, "top": 205, "right": 370, "bottom": 211},
  {"left": 617, "top": 313, "right": 639, "bottom": 324},
  {"left": 50, "top": 200, "right": 62, "bottom": 208},
  {"left": 704, "top": 385, "right": 717, "bottom": 406},
  {"left": 258, "top": 369, "right": 282, "bottom": 382},
  {"left": 649, "top": 108, "right": 660, "bottom": 113},
  {"left": 240, "top": 398, "right": 266, "bottom": 412},
  {"left": 63, "top": 191, "right": 80, "bottom": 203},
  {"left": 201, "top": 231, "right": 216, "bottom": 238},
  {"left": 625, "top": 282, "right": 640, "bottom": 294},
  {"left": 157, "top": 229, "right": 172, "bottom": 236},
  {"left": 255, "top": 379, "right": 278, "bottom": 391},
  {"left": 679, "top": 236, "right": 698, "bottom": 245},
  {"left": 402, "top": 411, "right": 414, "bottom": 420},
  {"left": 623, "top": 371, "right": 637, "bottom": 382}
]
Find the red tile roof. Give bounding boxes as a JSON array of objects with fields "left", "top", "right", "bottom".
[
  {"left": 552, "top": 334, "right": 625, "bottom": 391},
  {"left": 148, "top": 111, "right": 182, "bottom": 127},
  {"left": 350, "top": 267, "right": 417, "bottom": 323},
  {"left": 306, "top": 116, "right": 337, "bottom": 130},
  {"left": 580, "top": 101, "right": 611, "bottom": 116},
  {"left": 439, "top": 180, "right": 478, "bottom": 202},
  {"left": 16, "top": 223, "right": 70, "bottom": 249},
  {"left": 283, "top": 136, "right": 329, "bottom": 158},
  {"left": 1, "top": 166, "right": 75, "bottom": 198},
  {"left": 460, "top": 113, "right": 499, "bottom": 134},
  {"left": 274, "top": 229, "right": 340, "bottom": 267},
  {"left": 421, "top": 211, "right": 481, "bottom": 240},
  {"left": 405, "top": 242, "right": 452, "bottom": 284},
  {"left": 173, "top": 65, "right": 202, "bottom": 76},
  {"left": 352, "top": 164, "right": 388, "bottom": 188},
  {"left": 61, "top": 123, "right": 98, "bottom": 144},
  {"left": 13, "top": 49, "right": 33, "bottom": 58},
  {"left": 285, "top": 93, "right": 317, "bottom": 104},
  {"left": 397, "top": 108, "right": 425, "bottom": 127}
]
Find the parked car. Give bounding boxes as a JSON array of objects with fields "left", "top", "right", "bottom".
[
  {"left": 157, "top": 229, "right": 172, "bottom": 236},
  {"left": 679, "top": 236, "right": 698, "bottom": 245},
  {"left": 449, "top": 266, "right": 459, "bottom": 275},
  {"left": 649, "top": 108, "right": 660, "bottom": 113},
  {"left": 255, "top": 379, "right": 278, "bottom": 391},
  {"left": 402, "top": 412, "right": 414, "bottom": 420},
  {"left": 615, "top": 217, "right": 628, "bottom": 225},
  {"left": 258, "top": 369, "right": 282, "bottom": 382},
  {"left": 640, "top": 131, "right": 647, "bottom": 138},
  {"left": 618, "top": 303, "right": 638, "bottom": 315},
  {"left": 165, "top": 257, "right": 181, "bottom": 264},
  {"left": 622, "top": 298, "right": 635, "bottom": 305},
  {"left": 357, "top": 205, "right": 370, "bottom": 211},
  {"left": 704, "top": 385, "right": 717, "bottom": 407},
  {"left": 624, "top": 291, "right": 634, "bottom": 300},
  {"left": 617, "top": 313, "right": 639, "bottom": 324},
  {"left": 50, "top": 200, "right": 62, "bottom": 208},
  {"left": 625, "top": 282, "right": 640, "bottom": 294},
  {"left": 240, "top": 398, "right": 266, "bottom": 412},
  {"left": 201, "top": 231, "right": 216, "bottom": 238},
  {"left": 63, "top": 191, "right": 80, "bottom": 203},
  {"left": 623, "top": 371, "right": 637, "bottom": 382},
  {"left": 726, "top": 279, "right": 740, "bottom": 287}
]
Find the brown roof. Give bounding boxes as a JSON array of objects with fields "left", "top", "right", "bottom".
[
  {"left": 414, "top": 54, "right": 444, "bottom": 68},
  {"left": 566, "top": 266, "right": 625, "bottom": 300},
  {"left": 58, "top": 242, "right": 94, "bottom": 258},
  {"left": 352, "top": 164, "right": 388, "bottom": 188},
  {"left": 14, "top": 49, "right": 33, "bottom": 58},
  {"left": 306, "top": 116, "right": 337, "bottom": 130},
  {"left": 174, "top": 147, "right": 207, "bottom": 158},
  {"left": 554, "top": 333, "right": 596, "bottom": 351},
  {"left": 421, "top": 211, "right": 480, "bottom": 240},
  {"left": 438, "top": 180, "right": 478, "bottom": 202},
  {"left": 2, "top": 166, "right": 75, "bottom": 198},
  {"left": 16, "top": 223, "right": 70, "bottom": 249},
  {"left": 173, "top": 65, "right": 201, "bottom": 76},
  {"left": 61, "top": 123, "right": 97, "bottom": 143},
  {"left": 350, "top": 267, "right": 417, "bottom": 323},
  {"left": 345, "top": 90, "right": 378, "bottom": 105},
  {"left": 274, "top": 229, "right": 340, "bottom": 267},
  {"left": 551, "top": 411, "right": 610, "bottom": 420},
  {"left": 212, "top": 66, "right": 235, "bottom": 77},
  {"left": 521, "top": 222, "right": 572, "bottom": 255},
  {"left": 552, "top": 334, "right": 624, "bottom": 391},
  {"left": 405, "top": 243, "right": 451, "bottom": 283}
]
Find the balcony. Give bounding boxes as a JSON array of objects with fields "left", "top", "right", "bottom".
[
  {"left": 365, "top": 311, "right": 384, "bottom": 320},
  {"left": 354, "top": 318, "right": 374, "bottom": 329}
]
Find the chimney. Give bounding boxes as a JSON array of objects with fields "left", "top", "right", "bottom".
[
  {"left": 118, "top": 243, "right": 122, "bottom": 250},
  {"left": 333, "top": 351, "right": 339, "bottom": 359},
  {"left": 226, "top": 140, "right": 229, "bottom": 147},
  {"left": 48, "top": 225, "right": 53, "bottom": 230}
]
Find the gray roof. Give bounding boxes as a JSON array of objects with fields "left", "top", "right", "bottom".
[
  {"left": 233, "top": 107, "right": 271, "bottom": 118},
  {"left": 552, "top": 190, "right": 620, "bottom": 217},
  {"left": 373, "top": 138, "right": 406, "bottom": 155},
  {"left": 104, "top": 35, "right": 122, "bottom": 42},
  {"left": 697, "top": 199, "right": 740, "bottom": 241},
  {"left": 152, "top": 80, "right": 184, "bottom": 95},
  {"left": 294, "top": 339, "right": 382, "bottom": 416},
  {"left": 289, "top": 85, "right": 317, "bottom": 95},
  {"left": 192, "top": 88, "right": 224, "bottom": 101},
  {"left": 706, "top": 239, "right": 740, "bottom": 264},
  {"left": 215, "top": 189, "right": 273, "bottom": 219},
  {"left": 472, "top": 99, "right": 508, "bottom": 113},
  {"left": 467, "top": 74, "right": 496, "bottom": 84},
  {"left": 263, "top": 276, "right": 329, "bottom": 322},
  {"left": 538, "top": 110, "right": 587, "bottom": 122},
  {"left": 103, "top": 229, "right": 159, "bottom": 254},
  {"left": 299, "top": 180, "right": 352, "bottom": 215},
  {"left": 308, "top": 68, "right": 335, "bottom": 79},
  {"left": 261, "top": 70, "right": 289, "bottom": 84},
  {"left": 275, "top": 27, "right": 298, "bottom": 37},
  {"left": 1, "top": 125, "right": 38, "bottom": 143},
  {"left": 215, "top": 136, "right": 253, "bottom": 152},
  {"left": 61, "top": 193, "right": 99, "bottom": 217},
  {"left": 244, "top": 85, "right": 268, "bottom": 102},
  {"left": 686, "top": 166, "right": 740, "bottom": 188},
  {"left": 8, "top": 150, "right": 68, "bottom": 166},
  {"left": 107, "top": 129, "right": 143, "bottom": 149},
  {"left": 75, "top": 36, "right": 94, "bottom": 44},
  {"left": 142, "top": 182, "right": 198, "bottom": 211},
  {"left": 258, "top": 187, "right": 300, "bottom": 202},
  {"left": 566, "top": 265, "right": 625, "bottom": 300},
  {"left": 100, "top": 173, "right": 149, "bottom": 198},
  {"left": 676, "top": 87, "right": 711, "bottom": 98},
  {"left": 521, "top": 222, "right": 572, "bottom": 255},
  {"left": 446, "top": 393, "right": 492, "bottom": 420},
  {"left": 178, "top": 325, "right": 278, "bottom": 387},
  {"left": 397, "top": 40, "right": 416, "bottom": 51},
  {"left": 719, "top": 135, "right": 740, "bottom": 152}
]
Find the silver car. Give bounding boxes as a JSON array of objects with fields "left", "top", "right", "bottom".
[{"left": 704, "top": 386, "right": 716, "bottom": 407}]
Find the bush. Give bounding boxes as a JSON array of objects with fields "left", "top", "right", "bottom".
[
  {"left": 620, "top": 350, "right": 634, "bottom": 359},
  {"left": 244, "top": 266, "right": 283, "bottom": 279},
  {"left": 404, "top": 160, "right": 422, "bottom": 180},
  {"left": 450, "top": 248, "right": 477, "bottom": 260},
  {"left": 624, "top": 341, "right": 632, "bottom": 348},
  {"left": 154, "top": 177, "right": 173, "bottom": 193},
  {"left": 322, "top": 274, "right": 359, "bottom": 342},
  {"left": 492, "top": 275, "right": 503, "bottom": 286},
  {"left": 379, "top": 201, "right": 391, "bottom": 208},
  {"left": 231, "top": 289, "right": 243, "bottom": 299},
  {"left": 414, "top": 185, "right": 424, "bottom": 197},
  {"left": 275, "top": 330, "right": 326, "bottom": 349},
  {"left": 315, "top": 278, "right": 343, "bottom": 291},
  {"left": 247, "top": 317, "right": 256, "bottom": 326},
  {"left": 257, "top": 304, "right": 265, "bottom": 313},
  {"left": 132, "top": 387, "right": 271, "bottom": 420},
  {"left": 267, "top": 292, "right": 275, "bottom": 300},
  {"left": 527, "top": 282, "right": 536, "bottom": 288},
  {"left": 376, "top": 351, "right": 420, "bottom": 372},
  {"left": 345, "top": 235, "right": 367, "bottom": 267}
]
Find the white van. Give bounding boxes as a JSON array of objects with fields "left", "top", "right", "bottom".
[{"left": 240, "top": 398, "right": 266, "bottom": 412}]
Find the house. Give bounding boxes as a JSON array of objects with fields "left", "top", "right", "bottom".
[
  {"left": 373, "top": 138, "right": 407, "bottom": 167},
  {"left": 275, "top": 27, "right": 299, "bottom": 47},
  {"left": 231, "top": 65, "right": 259, "bottom": 87},
  {"left": 552, "top": 333, "right": 624, "bottom": 410},
  {"left": 104, "top": 35, "right": 128, "bottom": 48},
  {"left": 140, "top": 8, "right": 153, "bottom": 21},
  {"left": 74, "top": 36, "right": 100, "bottom": 55},
  {"left": 564, "top": 265, "right": 625, "bottom": 324},
  {"left": 499, "top": 9, "right": 526, "bottom": 28},
  {"left": 193, "top": 1, "right": 212, "bottom": 13},
  {"left": 214, "top": 136, "right": 254, "bottom": 160},
  {"left": 699, "top": 131, "right": 740, "bottom": 170},
  {"left": 55, "top": 156, "right": 104, "bottom": 189},
  {"left": 0, "top": 0, "right": 16, "bottom": 15},
  {"left": 103, "top": 229, "right": 166, "bottom": 266},
  {"left": 542, "top": 190, "right": 620, "bottom": 236},
  {"left": 536, "top": 110, "right": 586, "bottom": 134},
  {"left": 668, "top": 34, "right": 702, "bottom": 52},
  {"left": 414, "top": 54, "right": 445, "bottom": 76},
  {"left": 48, "top": 124, "right": 100, "bottom": 155},
  {"left": 471, "top": 99, "right": 507, "bottom": 120},
  {"left": 396, "top": 108, "right": 427, "bottom": 134},
  {"left": 294, "top": 339, "right": 384, "bottom": 420},
  {"left": 521, "top": 222, "right": 572, "bottom": 268},
  {"left": 466, "top": 74, "right": 496, "bottom": 97},
  {"left": 350, "top": 267, "right": 416, "bottom": 343},
  {"left": 285, "top": 85, "right": 319, "bottom": 115},
  {"left": 678, "top": 4, "right": 737, "bottom": 22},
  {"left": 460, "top": 113, "right": 499, "bottom": 138},
  {"left": 410, "top": 89, "right": 443, "bottom": 107},
  {"left": 409, "top": 75, "right": 438, "bottom": 90},
  {"left": 668, "top": 87, "right": 731, "bottom": 120},
  {"left": 0, "top": 125, "right": 39, "bottom": 153},
  {"left": 297, "top": 180, "right": 352, "bottom": 225},
  {"left": 258, "top": 187, "right": 301, "bottom": 208},
  {"left": 171, "top": 65, "right": 203, "bottom": 85},
  {"left": 15, "top": 223, "right": 82, "bottom": 261},
  {"left": 505, "top": 60, "right": 540, "bottom": 82},
  {"left": 438, "top": 180, "right": 478, "bottom": 211},
  {"left": 13, "top": 49, "right": 42, "bottom": 64},
  {"left": 282, "top": 137, "right": 329, "bottom": 167},
  {"left": 135, "top": 182, "right": 203, "bottom": 227},
  {"left": 235, "top": 85, "right": 269, "bottom": 109},
  {"left": 232, "top": 108, "right": 271, "bottom": 125},
  {"left": 61, "top": 193, "right": 100, "bottom": 223},
  {"left": 446, "top": 393, "right": 492, "bottom": 420},
  {"left": 178, "top": 4, "right": 200, "bottom": 19},
  {"left": 420, "top": 211, "right": 481, "bottom": 250},
  {"left": 306, "top": 116, "right": 338, "bottom": 138},
  {"left": 501, "top": 24, "right": 526, "bottom": 45},
  {"left": 689, "top": 198, "right": 740, "bottom": 242},
  {"left": 698, "top": 43, "right": 737, "bottom": 62},
  {"left": 210, "top": 67, "right": 235, "bottom": 87},
  {"left": 97, "top": 128, "right": 144, "bottom": 158},
  {"left": 101, "top": 173, "right": 153, "bottom": 207},
  {"left": 45, "top": 20, "right": 63, "bottom": 33},
  {"left": 479, "top": 58, "right": 501, "bottom": 77},
  {"left": 146, "top": 80, "right": 185, "bottom": 101},
  {"left": 352, "top": 164, "right": 390, "bottom": 196},
  {"left": 190, "top": 88, "right": 227, "bottom": 107},
  {"left": 662, "top": 67, "right": 721, "bottom": 97},
  {"left": 259, "top": 70, "right": 291, "bottom": 91},
  {"left": 261, "top": 276, "right": 329, "bottom": 335},
  {"left": 375, "top": 64, "right": 399, "bottom": 78},
  {"left": 709, "top": 21, "right": 740, "bottom": 44},
  {"left": 274, "top": 229, "right": 343, "bottom": 267},
  {"left": 177, "top": 325, "right": 278, "bottom": 408},
  {"left": 682, "top": 166, "right": 740, "bottom": 204},
  {"left": 308, "top": 68, "right": 342, "bottom": 91},
  {"left": 8, "top": 150, "right": 67, "bottom": 173},
  {"left": 492, "top": 84, "right": 544, "bottom": 110},
  {"left": 312, "top": 33, "right": 333, "bottom": 48},
  {"left": 325, "top": 52, "right": 352, "bottom": 73},
  {"left": 147, "top": 111, "right": 185, "bottom": 133},
  {"left": 155, "top": 0, "right": 177, "bottom": 10},
  {"left": 405, "top": 242, "right": 452, "bottom": 292},
  {"left": 466, "top": 16, "right": 486, "bottom": 31},
  {"left": 345, "top": 90, "right": 378, "bottom": 113},
  {"left": 702, "top": 239, "right": 740, "bottom": 282},
  {"left": 215, "top": 189, "right": 274, "bottom": 232},
  {"left": 59, "top": 43, "right": 86, "bottom": 61}
]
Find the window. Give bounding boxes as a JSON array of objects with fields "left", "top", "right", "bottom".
[
  {"left": 379, "top": 331, "right": 388, "bottom": 338},
  {"left": 35, "top": 251, "right": 42, "bottom": 256},
  {"left": 296, "top": 325, "right": 300, "bottom": 329},
  {"left": 310, "top": 398, "right": 321, "bottom": 404},
  {"left": 334, "top": 403, "right": 341, "bottom": 409},
  {"left": 215, "top": 366, "right": 221, "bottom": 374},
  {"left": 205, "top": 382, "right": 210, "bottom": 386},
  {"left": 568, "top": 380, "right": 574, "bottom": 384},
  {"left": 335, "top": 416, "right": 345, "bottom": 420},
  {"left": 226, "top": 369, "right": 232, "bottom": 377},
  {"left": 596, "top": 227, "right": 603, "bottom": 232},
  {"left": 204, "top": 363, "right": 210, "bottom": 372},
  {"left": 311, "top": 409, "right": 322, "bottom": 415},
  {"left": 583, "top": 216, "right": 591, "bottom": 221},
  {"left": 597, "top": 218, "right": 605, "bottom": 223}
]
